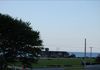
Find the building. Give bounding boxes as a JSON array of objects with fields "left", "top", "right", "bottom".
[{"left": 40, "top": 48, "right": 69, "bottom": 58}]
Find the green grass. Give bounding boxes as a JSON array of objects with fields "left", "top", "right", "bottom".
[
  {"left": 33, "top": 58, "right": 94, "bottom": 65},
  {"left": 32, "top": 58, "right": 82, "bottom": 67},
  {"left": 64, "top": 67, "right": 84, "bottom": 70},
  {"left": 31, "top": 58, "right": 95, "bottom": 70},
  {"left": 9, "top": 58, "right": 95, "bottom": 70}
]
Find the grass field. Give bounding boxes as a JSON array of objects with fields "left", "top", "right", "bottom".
[
  {"left": 31, "top": 58, "right": 95, "bottom": 70},
  {"left": 10, "top": 58, "right": 95, "bottom": 70}
]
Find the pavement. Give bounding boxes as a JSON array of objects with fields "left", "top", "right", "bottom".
[{"left": 85, "top": 65, "right": 100, "bottom": 70}]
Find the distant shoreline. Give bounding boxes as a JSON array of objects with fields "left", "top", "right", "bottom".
[{"left": 69, "top": 52, "right": 100, "bottom": 57}]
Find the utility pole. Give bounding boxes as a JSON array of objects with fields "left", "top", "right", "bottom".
[
  {"left": 90, "top": 47, "right": 93, "bottom": 58},
  {"left": 84, "top": 38, "right": 86, "bottom": 59},
  {"left": 84, "top": 38, "right": 87, "bottom": 70}
]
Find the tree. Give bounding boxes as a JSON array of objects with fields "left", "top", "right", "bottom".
[
  {"left": 0, "top": 13, "right": 42, "bottom": 70},
  {"left": 69, "top": 53, "right": 76, "bottom": 58},
  {"left": 95, "top": 54, "right": 100, "bottom": 64}
]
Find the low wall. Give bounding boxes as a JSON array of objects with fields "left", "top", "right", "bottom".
[
  {"left": 32, "top": 68, "right": 64, "bottom": 70},
  {"left": 8, "top": 66, "right": 64, "bottom": 70}
]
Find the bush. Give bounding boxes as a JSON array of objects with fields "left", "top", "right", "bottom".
[{"left": 95, "top": 54, "right": 100, "bottom": 64}]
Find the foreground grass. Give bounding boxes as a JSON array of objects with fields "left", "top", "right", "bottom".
[
  {"left": 33, "top": 58, "right": 94, "bottom": 66},
  {"left": 32, "top": 58, "right": 82, "bottom": 67},
  {"left": 32, "top": 58, "right": 95, "bottom": 70},
  {"left": 9, "top": 58, "right": 95, "bottom": 70}
]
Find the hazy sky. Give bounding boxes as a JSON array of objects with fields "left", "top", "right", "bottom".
[{"left": 0, "top": 0, "right": 100, "bottom": 52}]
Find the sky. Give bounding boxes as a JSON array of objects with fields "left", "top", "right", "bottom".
[{"left": 0, "top": 0, "right": 100, "bottom": 52}]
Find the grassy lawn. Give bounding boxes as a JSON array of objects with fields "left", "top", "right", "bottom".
[
  {"left": 9, "top": 58, "right": 95, "bottom": 70},
  {"left": 32, "top": 58, "right": 95, "bottom": 70},
  {"left": 32, "top": 58, "right": 82, "bottom": 67}
]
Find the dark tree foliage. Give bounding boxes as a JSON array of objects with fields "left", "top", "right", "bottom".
[
  {"left": 0, "top": 13, "right": 42, "bottom": 69},
  {"left": 95, "top": 54, "right": 100, "bottom": 64},
  {"left": 69, "top": 53, "right": 76, "bottom": 58}
]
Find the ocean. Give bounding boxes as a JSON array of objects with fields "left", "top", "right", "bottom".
[{"left": 70, "top": 52, "right": 100, "bottom": 57}]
